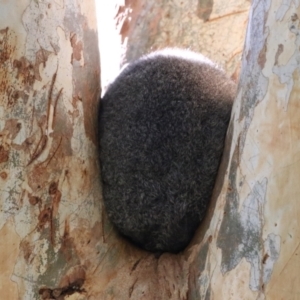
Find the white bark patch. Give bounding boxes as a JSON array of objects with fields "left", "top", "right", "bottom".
[
  {"left": 276, "top": 0, "right": 300, "bottom": 21},
  {"left": 273, "top": 14, "right": 300, "bottom": 111},
  {"left": 22, "top": 0, "right": 65, "bottom": 61},
  {"left": 233, "top": 0, "right": 269, "bottom": 157}
]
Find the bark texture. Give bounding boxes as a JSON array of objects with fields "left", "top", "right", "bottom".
[
  {"left": 4, "top": 0, "right": 299, "bottom": 299},
  {"left": 0, "top": 0, "right": 101, "bottom": 299}
]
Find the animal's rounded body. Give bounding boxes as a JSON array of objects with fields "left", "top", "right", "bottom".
[{"left": 99, "top": 49, "right": 236, "bottom": 253}]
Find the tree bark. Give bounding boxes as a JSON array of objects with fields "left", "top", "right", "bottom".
[
  {"left": 98, "top": 0, "right": 250, "bottom": 91},
  {"left": 0, "top": 1, "right": 101, "bottom": 299},
  {"left": 3, "top": 0, "right": 299, "bottom": 299}
]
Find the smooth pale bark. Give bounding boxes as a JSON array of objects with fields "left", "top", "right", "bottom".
[
  {"left": 207, "top": 1, "right": 300, "bottom": 298},
  {"left": 0, "top": 1, "right": 101, "bottom": 299}
]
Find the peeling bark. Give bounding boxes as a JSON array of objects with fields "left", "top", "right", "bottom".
[
  {"left": 3, "top": 0, "right": 299, "bottom": 299},
  {"left": 0, "top": 0, "right": 100, "bottom": 299}
]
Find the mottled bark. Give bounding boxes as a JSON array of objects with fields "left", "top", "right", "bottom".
[
  {"left": 4, "top": 0, "right": 299, "bottom": 299},
  {"left": 0, "top": 0, "right": 100, "bottom": 299}
]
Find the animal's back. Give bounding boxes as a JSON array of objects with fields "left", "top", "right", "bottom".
[{"left": 99, "top": 49, "right": 236, "bottom": 253}]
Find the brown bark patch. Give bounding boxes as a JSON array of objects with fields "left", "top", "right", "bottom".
[
  {"left": 38, "top": 207, "right": 52, "bottom": 230},
  {"left": 28, "top": 194, "right": 41, "bottom": 206},
  {"left": 70, "top": 33, "right": 83, "bottom": 62},
  {"left": 0, "top": 172, "right": 7, "bottom": 180},
  {"left": 0, "top": 145, "right": 9, "bottom": 163}
]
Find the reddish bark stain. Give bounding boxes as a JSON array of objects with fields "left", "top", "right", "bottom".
[
  {"left": 258, "top": 43, "right": 267, "bottom": 68},
  {"left": 120, "top": 19, "right": 130, "bottom": 36},
  {"left": 51, "top": 190, "right": 61, "bottom": 218},
  {"left": 0, "top": 27, "right": 14, "bottom": 64},
  {"left": 34, "top": 48, "right": 52, "bottom": 81},
  {"left": 0, "top": 28, "right": 16, "bottom": 100},
  {"left": 0, "top": 146, "right": 9, "bottom": 163},
  {"left": 70, "top": 34, "right": 83, "bottom": 62},
  {"left": 50, "top": 182, "right": 61, "bottom": 218},
  {"left": 47, "top": 181, "right": 62, "bottom": 246},
  {"left": 0, "top": 172, "right": 7, "bottom": 180},
  {"left": 13, "top": 57, "right": 35, "bottom": 87},
  {"left": 0, "top": 27, "right": 35, "bottom": 108},
  {"left": 39, "top": 288, "right": 51, "bottom": 299},
  {"left": 208, "top": 235, "right": 213, "bottom": 243},
  {"left": 21, "top": 240, "right": 34, "bottom": 263},
  {"left": 28, "top": 194, "right": 41, "bottom": 206},
  {"left": 1, "top": 119, "right": 22, "bottom": 140},
  {"left": 38, "top": 207, "right": 52, "bottom": 230},
  {"left": 0, "top": 27, "right": 10, "bottom": 64},
  {"left": 8, "top": 90, "right": 20, "bottom": 107},
  {"left": 49, "top": 181, "right": 58, "bottom": 195},
  {"left": 59, "top": 219, "right": 74, "bottom": 262},
  {"left": 27, "top": 163, "right": 48, "bottom": 192}
]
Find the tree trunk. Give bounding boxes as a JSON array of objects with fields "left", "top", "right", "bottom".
[
  {"left": 3, "top": 0, "right": 299, "bottom": 299},
  {"left": 97, "top": 0, "right": 249, "bottom": 91},
  {"left": 0, "top": 1, "right": 101, "bottom": 299}
]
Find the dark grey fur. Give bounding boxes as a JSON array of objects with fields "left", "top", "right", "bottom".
[{"left": 99, "top": 49, "right": 236, "bottom": 253}]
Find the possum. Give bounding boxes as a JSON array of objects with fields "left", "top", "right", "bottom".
[{"left": 98, "top": 49, "right": 236, "bottom": 253}]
